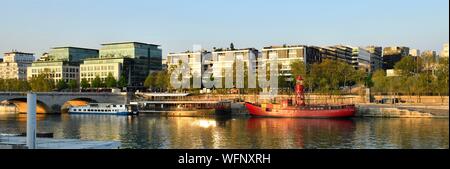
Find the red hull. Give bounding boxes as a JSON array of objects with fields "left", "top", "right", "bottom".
[{"left": 245, "top": 103, "right": 356, "bottom": 118}]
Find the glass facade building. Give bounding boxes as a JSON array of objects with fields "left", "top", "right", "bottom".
[
  {"left": 80, "top": 42, "right": 162, "bottom": 87},
  {"left": 47, "top": 47, "right": 99, "bottom": 63}
]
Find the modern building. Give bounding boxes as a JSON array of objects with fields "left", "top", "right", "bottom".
[
  {"left": 80, "top": 42, "right": 162, "bottom": 87},
  {"left": 0, "top": 51, "right": 34, "bottom": 80},
  {"left": 46, "top": 47, "right": 99, "bottom": 63},
  {"left": 80, "top": 58, "right": 128, "bottom": 83},
  {"left": 167, "top": 51, "right": 212, "bottom": 86},
  {"left": 365, "top": 46, "right": 383, "bottom": 72},
  {"left": 161, "top": 58, "right": 168, "bottom": 70},
  {"left": 261, "top": 45, "right": 321, "bottom": 77},
  {"left": 351, "top": 47, "right": 372, "bottom": 73},
  {"left": 382, "top": 46, "right": 409, "bottom": 70},
  {"left": 37, "top": 53, "right": 49, "bottom": 61},
  {"left": 409, "top": 49, "right": 421, "bottom": 57},
  {"left": 27, "top": 46, "right": 98, "bottom": 83},
  {"left": 212, "top": 48, "right": 259, "bottom": 85},
  {"left": 319, "top": 45, "right": 353, "bottom": 64},
  {"left": 441, "top": 43, "right": 449, "bottom": 58},
  {"left": 27, "top": 61, "right": 79, "bottom": 83}
]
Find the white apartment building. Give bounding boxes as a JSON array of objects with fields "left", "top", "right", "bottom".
[
  {"left": 409, "top": 49, "right": 421, "bottom": 57},
  {"left": 261, "top": 45, "right": 321, "bottom": 78},
  {"left": 0, "top": 51, "right": 34, "bottom": 80},
  {"left": 441, "top": 43, "right": 449, "bottom": 58},
  {"left": 212, "top": 48, "right": 258, "bottom": 79}
]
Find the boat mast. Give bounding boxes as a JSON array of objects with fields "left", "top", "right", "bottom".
[{"left": 295, "top": 76, "right": 306, "bottom": 106}]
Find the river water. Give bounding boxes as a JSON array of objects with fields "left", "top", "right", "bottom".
[{"left": 0, "top": 114, "right": 448, "bottom": 149}]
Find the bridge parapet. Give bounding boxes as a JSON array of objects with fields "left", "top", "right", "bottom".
[{"left": 0, "top": 92, "right": 129, "bottom": 113}]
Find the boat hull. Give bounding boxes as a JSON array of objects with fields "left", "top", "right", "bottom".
[
  {"left": 68, "top": 111, "right": 137, "bottom": 115},
  {"left": 245, "top": 103, "right": 355, "bottom": 118}
]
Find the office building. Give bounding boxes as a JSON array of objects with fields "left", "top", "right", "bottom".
[
  {"left": 365, "top": 46, "right": 383, "bottom": 72},
  {"left": 351, "top": 47, "right": 372, "bottom": 73},
  {"left": 0, "top": 51, "right": 34, "bottom": 80},
  {"left": 27, "top": 46, "right": 98, "bottom": 83},
  {"left": 80, "top": 42, "right": 162, "bottom": 87},
  {"left": 319, "top": 45, "right": 353, "bottom": 64},
  {"left": 46, "top": 47, "right": 99, "bottom": 63},
  {"left": 27, "top": 61, "right": 79, "bottom": 83},
  {"left": 382, "top": 46, "right": 409, "bottom": 70}
]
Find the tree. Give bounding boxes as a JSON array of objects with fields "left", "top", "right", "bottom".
[
  {"left": 372, "top": 70, "right": 387, "bottom": 94},
  {"left": 118, "top": 75, "right": 128, "bottom": 88},
  {"left": 105, "top": 73, "right": 117, "bottom": 88},
  {"left": 91, "top": 76, "right": 103, "bottom": 88},
  {"left": 435, "top": 58, "right": 449, "bottom": 96},
  {"left": 80, "top": 78, "right": 90, "bottom": 89},
  {"left": 144, "top": 72, "right": 157, "bottom": 89},
  {"left": 68, "top": 79, "right": 78, "bottom": 91},
  {"left": 29, "top": 73, "right": 55, "bottom": 92},
  {"left": 56, "top": 80, "right": 68, "bottom": 91},
  {"left": 394, "top": 56, "right": 422, "bottom": 77}
]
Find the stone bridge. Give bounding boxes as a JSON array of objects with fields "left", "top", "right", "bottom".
[{"left": 0, "top": 92, "right": 131, "bottom": 114}]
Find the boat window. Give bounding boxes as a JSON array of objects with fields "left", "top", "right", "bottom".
[{"left": 113, "top": 105, "right": 116, "bottom": 108}]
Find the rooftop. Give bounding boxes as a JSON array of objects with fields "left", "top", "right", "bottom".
[
  {"left": 4, "top": 51, "right": 34, "bottom": 55},
  {"left": 101, "top": 42, "right": 160, "bottom": 46},
  {"left": 263, "top": 45, "right": 307, "bottom": 49},
  {"left": 212, "top": 48, "right": 258, "bottom": 52},
  {"left": 51, "top": 46, "right": 99, "bottom": 51}
]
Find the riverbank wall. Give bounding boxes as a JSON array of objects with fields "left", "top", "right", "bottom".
[{"left": 356, "top": 104, "right": 449, "bottom": 118}]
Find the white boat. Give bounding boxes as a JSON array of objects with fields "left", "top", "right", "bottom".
[{"left": 68, "top": 103, "right": 138, "bottom": 115}]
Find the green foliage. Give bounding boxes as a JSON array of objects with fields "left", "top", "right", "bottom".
[
  {"left": 371, "top": 56, "right": 449, "bottom": 96},
  {"left": 144, "top": 70, "right": 170, "bottom": 91},
  {"left": 291, "top": 59, "right": 366, "bottom": 95},
  {"left": 28, "top": 74, "right": 55, "bottom": 92},
  {"left": 91, "top": 76, "right": 103, "bottom": 88},
  {"left": 68, "top": 80, "right": 78, "bottom": 90},
  {"left": 0, "top": 79, "right": 31, "bottom": 92},
  {"left": 56, "top": 80, "right": 68, "bottom": 91},
  {"left": 144, "top": 72, "right": 157, "bottom": 88},
  {"left": 118, "top": 75, "right": 128, "bottom": 88},
  {"left": 394, "top": 56, "right": 422, "bottom": 76},
  {"left": 105, "top": 73, "right": 117, "bottom": 88},
  {"left": 80, "top": 78, "right": 90, "bottom": 89}
]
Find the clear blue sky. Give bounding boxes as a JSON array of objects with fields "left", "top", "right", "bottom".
[{"left": 0, "top": 0, "right": 448, "bottom": 58}]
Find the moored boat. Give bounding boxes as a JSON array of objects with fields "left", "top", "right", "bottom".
[
  {"left": 68, "top": 103, "right": 138, "bottom": 115},
  {"left": 245, "top": 102, "right": 355, "bottom": 118},
  {"left": 245, "top": 76, "right": 356, "bottom": 118}
]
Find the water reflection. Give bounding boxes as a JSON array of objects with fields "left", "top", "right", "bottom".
[
  {"left": 246, "top": 118, "right": 356, "bottom": 149},
  {"left": 0, "top": 114, "right": 447, "bottom": 149}
]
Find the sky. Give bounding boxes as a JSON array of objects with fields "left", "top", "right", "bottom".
[{"left": 0, "top": 0, "right": 448, "bottom": 58}]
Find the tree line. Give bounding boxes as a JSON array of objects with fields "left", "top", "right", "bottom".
[
  {"left": 290, "top": 59, "right": 367, "bottom": 95},
  {"left": 0, "top": 73, "right": 128, "bottom": 92},
  {"left": 371, "top": 56, "right": 448, "bottom": 97}
]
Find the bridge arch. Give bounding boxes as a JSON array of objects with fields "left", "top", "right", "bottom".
[
  {"left": 61, "top": 98, "right": 99, "bottom": 114},
  {"left": 2, "top": 98, "right": 51, "bottom": 114}
]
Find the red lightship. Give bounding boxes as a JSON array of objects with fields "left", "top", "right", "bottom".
[{"left": 245, "top": 76, "right": 356, "bottom": 118}]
